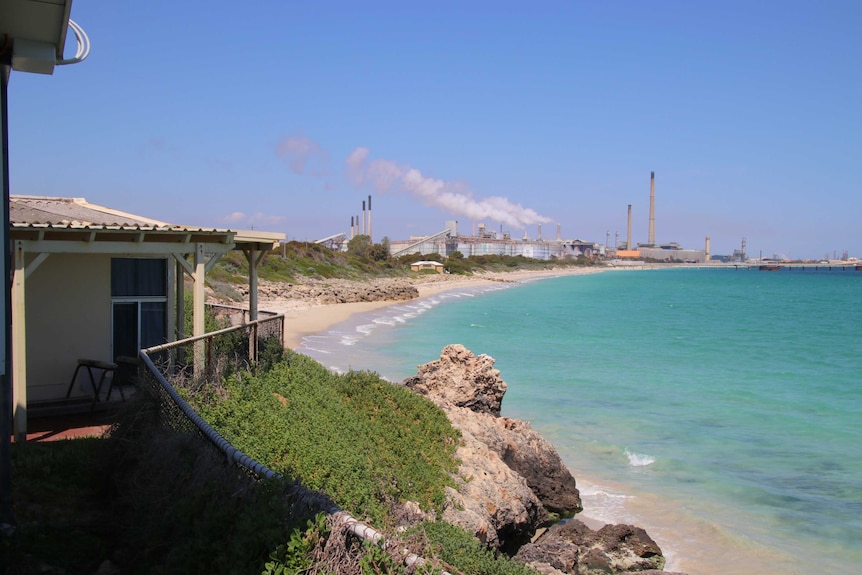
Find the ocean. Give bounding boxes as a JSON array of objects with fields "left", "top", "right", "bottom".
[{"left": 298, "top": 267, "right": 862, "bottom": 575}]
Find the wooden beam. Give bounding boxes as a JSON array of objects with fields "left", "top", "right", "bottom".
[
  {"left": 15, "top": 239, "right": 234, "bottom": 255},
  {"left": 12, "top": 241, "right": 27, "bottom": 440},
  {"left": 204, "top": 252, "right": 225, "bottom": 275},
  {"left": 176, "top": 259, "right": 185, "bottom": 341},
  {"left": 244, "top": 249, "right": 259, "bottom": 322},
  {"left": 172, "top": 253, "right": 194, "bottom": 277},
  {"left": 193, "top": 243, "right": 205, "bottom": 338},
  {"left": 193, "top": 243, "right": 206, "bottom": 378},
  {"left": 23, "top": 252, "right": 49, "bottom": 280}
]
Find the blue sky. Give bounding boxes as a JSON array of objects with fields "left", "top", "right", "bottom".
[{"left": 7, "top": 1, "right": 860, "bottom": 259}]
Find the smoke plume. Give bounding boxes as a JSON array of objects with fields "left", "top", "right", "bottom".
[{"left": 346, "top": 147, "right": 552, "bottom": 230}]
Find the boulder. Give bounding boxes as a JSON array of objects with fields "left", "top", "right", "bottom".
[
  {"left": 516, "top": 519, "right": 670, "bottom": 575},
  {"left": 402, "top": 345, "right": 582, "bottom": 549},
  {"left": 403, "top": 344, "right": 506, "bottom": 416},
  {"left": 404, "top": 345, "right": 581, "bottom": 514}
]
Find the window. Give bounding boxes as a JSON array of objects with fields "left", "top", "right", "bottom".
[{"left": 111, "top": 258, "right": 168, "bottom": 366}]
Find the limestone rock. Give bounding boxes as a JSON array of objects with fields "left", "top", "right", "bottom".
[
  {"left": 453, "top": 410, "right": 583, "bottom": 515},
  {"left": 402, "top": 345, "right": 583, "bottom": 550},
  {"left": 516, "top": 519, "right": 670, "bottom": 575},
  {"left": 403, "top": 345, "right": 582, "bottom": 514},
  {"left": 442, "top": 417, "right": 549, "bottom": 552},
  {"left": 403, "top": 344, "right": 506, "bottom": 416},
  {"left": 250, "top": 277, "right": 420, "bottom": 305}
]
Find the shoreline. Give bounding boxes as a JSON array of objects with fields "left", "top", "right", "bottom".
[{"left": 259, "top": 267, "right": 610, "bottom": 349}]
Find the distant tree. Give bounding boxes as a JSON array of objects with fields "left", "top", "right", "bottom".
[
  {"left": 347, "top": 235, "right": 371, "bottom": 258},
  {"left": 448, "top": 250, "right": 464, "bottom": 260},
  {"left": 369, "top": 242, "right": 390, "bottom": 261}
]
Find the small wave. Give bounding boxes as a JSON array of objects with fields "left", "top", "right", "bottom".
[
  {"left": 355, "top": 323, "right": 376, "bottom": 335},
  {"left": 469, "top": 323, "right": 484, "bottom": 328},
  {"left": 625, "top": 449, "right": 656, "bottom": 467},
  {"left": 580, "top": 487, "right": 632, "bottom": 500},
  {"left": 300, "top": 344, "right": 331, "bottom": 354},
  {"left": 339, "top": 335, "right": 359, "bottom": 346}
]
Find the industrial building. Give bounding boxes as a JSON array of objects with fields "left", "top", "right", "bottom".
[
  {"left": 615, "top": 172, "right": 709, "bottom": 263},
  {"left": 389, "top": 221, "right": 597, "bottom": 261},
  {"left": 326, "top": 171, "right": 711, "bottom": 264}
]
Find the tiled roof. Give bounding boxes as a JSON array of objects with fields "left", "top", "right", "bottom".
[{"left": 10, "top": 195, "right": 220, "bottom": 232}]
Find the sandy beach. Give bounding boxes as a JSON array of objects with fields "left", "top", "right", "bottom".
[{"left": 258, "top": 267, "right": 609, "bottom": 349}]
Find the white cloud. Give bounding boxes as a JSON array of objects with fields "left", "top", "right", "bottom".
[{"left": 276, "top": 134, "right": 328, "bottom": 176}]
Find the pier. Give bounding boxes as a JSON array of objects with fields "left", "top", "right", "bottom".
[{"left": 727, "top": 263, "right": 862, "bottom": 272}]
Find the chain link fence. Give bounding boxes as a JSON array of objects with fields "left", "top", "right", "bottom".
[{"left": 136, "top": 313, "right": 286, "bottom": 480}]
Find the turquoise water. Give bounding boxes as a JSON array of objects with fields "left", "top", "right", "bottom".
[{"left": 299, "top": 268, "right": 862, "bottom": 574}]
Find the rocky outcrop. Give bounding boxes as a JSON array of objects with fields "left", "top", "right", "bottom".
[
  {"left": 442, "top": 426, "right": 548, "bottom": 551},
  {"left": 246, "top": 278, "right": 419, "bottom": 305},
  {"left": 403, "top": 343, "right": 507, "bottom": 416},
  {"left": 445, "top": 407, "right": 583, "bottom": 515},
  {"left": 402, "top": 344, "right": 581, "bottom": 548},
  {"left": 402, "top": 344, "right": 679, "bottom": 574},
  {"left": 516, "top": 520, "right": 674, "bottom": 575}
]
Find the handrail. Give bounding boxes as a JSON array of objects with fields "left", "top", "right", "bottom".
[{"left": 146, "top": 313, "right": 284, "bottom": 352}]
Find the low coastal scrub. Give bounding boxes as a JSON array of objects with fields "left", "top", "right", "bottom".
[
  {"left": 189, "top": 350, "right": 461, "bottom": 527},
  {"left": 210, "top": 239, "right": 594, "bottom": 291}
]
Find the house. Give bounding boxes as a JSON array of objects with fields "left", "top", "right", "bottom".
[
  {"left": 9, "top": 195, "right": 284, "bottom": 440},
  {"left": 410, "top": 260, "right": 445, "bottom": 273}
]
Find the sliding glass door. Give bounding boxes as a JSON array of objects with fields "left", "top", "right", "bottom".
[{"left": 111, "top": 258, "right": 168, "bottom": 381}]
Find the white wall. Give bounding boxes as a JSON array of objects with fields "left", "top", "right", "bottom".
[{"left": 25, "top": 253, "right": 112, "bottom": 401}]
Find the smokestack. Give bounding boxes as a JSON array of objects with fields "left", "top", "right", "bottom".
[
  {"left": 350, "top": 216, "right": 354, "bottom": 239},
  {"left": 538, "top": 224, "right": 542, "bottom": 241},
  {"left": 361, "top": 200, "right": 366, "bottom": 236},
  {"left": 367, "top": 195, "right": 372, "bottom": 242},
  {"left": 557, "top": 223, "right": 561, "bottom": 241},
  {"left": 626, "top": 204, "right": 632, "bottom": 250},
  {"left": 356, "top": 214, "right": 360, "bottom": 238},
  {"left": 705, "top": 236, "right": 711, "bottom": 262},
  {"left": 648, "top": 171, "right": 656, "bottom": 246}
]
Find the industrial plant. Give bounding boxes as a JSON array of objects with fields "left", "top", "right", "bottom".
[{"left": 319, "top": 173, "right": 711, "bottom": 263}]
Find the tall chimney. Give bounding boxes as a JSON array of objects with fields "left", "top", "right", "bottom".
[
  {"left": 648, "top": 171, "right": 656, "bottom": 246},
  {"left": 361, "top": 200, "right": 366, "bottom": 236},
  {"left": 367, "top": 195, "right": 372, "bottom": 242},
  {"left": 626, "top": 204, "right": 632, "bottom": 250},
  {"left": 557, "top": 223, "right": 561, "bottom": 241},
  {"left": 705, "top": 236, "right": 711, "bottom": 262},
  {"left": 350, "top": 216, "right": 354, "bottom": 239},
  {"left": 538, "top": 224, "right": 542, "bottom": 241}
]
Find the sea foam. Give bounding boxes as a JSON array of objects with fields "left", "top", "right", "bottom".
[{"left": 625, "top": 449, "right": 656, "bottom": 467}]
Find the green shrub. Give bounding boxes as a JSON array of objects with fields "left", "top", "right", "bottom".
[
  {"left": 263, "top": 512, "right": 329, "bottom": 575},
  {"left": 192, "top": 351, "right": 460, "bottom": 526},
  {"left": 416, "top": 521, "right": 539, "bottom": 575}
]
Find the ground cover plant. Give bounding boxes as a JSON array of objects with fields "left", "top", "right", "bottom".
[{"left": 189, "top": 350, "right": 460, "bottom": 527}]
